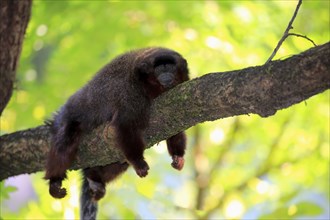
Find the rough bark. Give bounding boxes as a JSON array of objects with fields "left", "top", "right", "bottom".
[
  {"left": 0, "top": 42, "right": 329, "bottom": 181},
  {"left": 0, "top": 0, "right": 32, "bottom": 115}
]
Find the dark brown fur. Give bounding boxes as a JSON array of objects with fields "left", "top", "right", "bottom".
[{"left": 44, "top": 47, "right": 189, "bottom": 219}]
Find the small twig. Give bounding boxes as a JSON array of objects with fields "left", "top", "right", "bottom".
[
  {"left": 266, "top": 0, "right": 303, "bottom": 64},
  {"left": 288, "top": 33, "right": 317, "bottom": 46}
]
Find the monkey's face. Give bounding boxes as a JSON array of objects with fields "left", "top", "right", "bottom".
[
  {"left": 136, "top": 50, "right": 189, "bottom": 99},
  {"left": 154, "top": 56, "right": 180, "bottom": 89}
]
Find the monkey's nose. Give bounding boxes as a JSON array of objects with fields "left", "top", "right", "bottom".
[{"left": 158, "top": 72, "right": 174, "bottom": 88}]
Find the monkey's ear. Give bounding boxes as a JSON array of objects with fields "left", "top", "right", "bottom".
[
  {"left": 137, "top": 62, "right": 149, "bottom": 73},
  {"left": 136, "top": 62, "right": 151, "bottom": 80}
]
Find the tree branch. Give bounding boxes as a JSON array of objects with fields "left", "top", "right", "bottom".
[{"left": 0, "top": 42, "right": 329, "bottom": 181}]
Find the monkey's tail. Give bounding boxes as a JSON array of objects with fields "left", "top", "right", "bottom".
[{"left": 80, "top": 176, "right": 98, "bottom": 220}]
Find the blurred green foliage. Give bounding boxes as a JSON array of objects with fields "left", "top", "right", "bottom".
[{"left": 0, "top": 1, "right": 329, "bottom": 219}]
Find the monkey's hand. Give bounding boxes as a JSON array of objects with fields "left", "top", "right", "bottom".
[
  {"left": 171, "top": 155, "right": 185, "bottom": 171},
  {"left": 132, "top": 159, "right": 150, "bottom": 177},
  {"left": 49, "top": 179, "right": 67, "bottom": 199}
]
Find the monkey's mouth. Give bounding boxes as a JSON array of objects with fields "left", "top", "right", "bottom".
[{"left": 157, "top": 72, "right": 175, "bottom": 89}]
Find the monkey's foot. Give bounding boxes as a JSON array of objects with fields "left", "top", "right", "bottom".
[
  {"left": 171, "top": 155, "right": 185, "bottom": 170},
  {"left": 49, "top": 179, "right": 67, "bottom": 199},
  {"left": 132, "top": 160, "right": 150, "bottom": 178},
  {"left": 87, "top": 178, "right": 106, "bottom": 201}
]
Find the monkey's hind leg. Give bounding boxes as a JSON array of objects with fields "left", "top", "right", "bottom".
[
  {"left": 166, "top": 132, "right": 186, "bottom": 170},
  {"left": 83, "top": 162, "right": 129, "bottom": 201},
  {"left": 80, "top": 162, "right": 129, "bottom": 220},
  {"left": 45, "top": 120, "right": 82, "bottom": 198}
]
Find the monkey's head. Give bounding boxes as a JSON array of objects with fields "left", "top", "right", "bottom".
[{"left": 135, "top": 48, "right": 189, "bottom": 99}]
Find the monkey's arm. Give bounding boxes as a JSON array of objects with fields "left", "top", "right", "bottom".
[
  {"left": 166, "top": 132, "right": 186, "bottom": 170},
  {"left": 112, "top": 118, "right": 150, "bottom": 177}
]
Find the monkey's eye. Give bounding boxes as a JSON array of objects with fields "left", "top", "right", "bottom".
[{"left": 154, "top": 55, "right": 176, "bottom": 67}]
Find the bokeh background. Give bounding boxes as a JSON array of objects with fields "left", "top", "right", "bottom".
[{"left": 0, "top": 1, "right": 329, "bottom": 219}]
